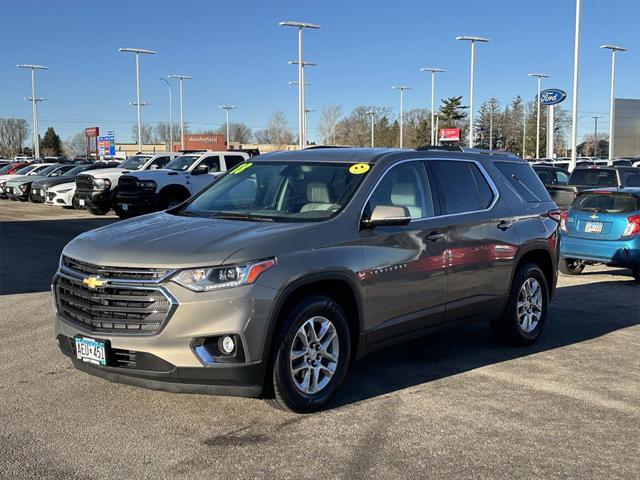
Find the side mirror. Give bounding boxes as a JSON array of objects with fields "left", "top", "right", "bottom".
[
  {"left": 192, "top": 164, "right": 209, "bottom": 175},
  {"left": 362, "top": 205, "right": 411, "bottom": 229}
]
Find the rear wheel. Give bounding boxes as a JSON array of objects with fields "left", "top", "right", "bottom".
[
  {"left": 491, "top": 262, "right": 549, "bottom": 346},
  {"left": 559, "top": 258, "right": 585, "bottom": 275},
  {"left": 268, "top": 296, "right": 351, "bottom": 413}
]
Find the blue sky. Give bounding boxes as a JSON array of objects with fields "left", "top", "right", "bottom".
[{"left": 1, "top": 0, "right": 638, "bottom": 144}]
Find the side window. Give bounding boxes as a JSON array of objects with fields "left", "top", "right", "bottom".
[
  {"left": 554, "top": 170, "right": 569, "bottom": 185},
  {"left": 224, "top": 155, "right": 246, "bottom": 170},
  {"left": 431, "top": 160, "right": 494, "bottom": 214},
  {"left": 535, "top": 168, "right": 551, "bottom": 185},
  {"left": 365, "top": 162, "right": 434, "bottom": 220},
  {"left": 200, "top": 156, "right": 220, "bottom": 172},
  {"left": 150, "top": 156, "right": 170, "bottom": 169},
  {"left": 495, "top": 161, "right": 552, "bottom": 203}
]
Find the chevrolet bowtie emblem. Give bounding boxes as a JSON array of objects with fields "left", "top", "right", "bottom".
[
  {"left": 83, "top": 276, "right": 106, "bottom": 289},
  {"left": 590, "top": 214, "right": 599, "bottom": 220}
]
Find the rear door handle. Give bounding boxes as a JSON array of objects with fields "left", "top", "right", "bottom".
[
  {"left": 497, "top": 220, "right": 513, "bottom": 231},
  {"left": 427, "top": 232, "right": 445, "bottom": 242}
]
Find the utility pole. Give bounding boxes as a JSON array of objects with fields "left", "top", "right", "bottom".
[
  {"left": 392, "top": 86, "right": 411, "bottom": 148},
  {"left": 17, "top": 64, "right": 48, "bottom": 158},
  {"left": 600, "top": 44, "right": 627, "bottom": 160}
]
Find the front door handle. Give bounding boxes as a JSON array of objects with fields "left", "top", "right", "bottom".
[
  {"left": 427, "top": 232, "right": 445, "bottom": 242},
  {"left": 497, "top": 220, "right": 513, "bottom": 231}
]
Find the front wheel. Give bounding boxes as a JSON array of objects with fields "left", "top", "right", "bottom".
[
  {"left": 87, "top": 202, "right": 110, "bottom": 215},
  {"left": 491, "top": 262, "right": 549, "bottom": 346},
  {"left": 559, "top": 258, "right": 585, "bottom": 275},
  {"left": 268, "top": 296, "right": 351, "bottom": 413}
]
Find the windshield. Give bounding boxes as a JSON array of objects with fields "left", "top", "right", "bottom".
[
  {"left": 573, "top": 192, "right": 639, "bottom": 214},
  {"left": 65, "top": 165, "right": 92, "bottom": 176},
  {"left": 15, "top": 165, "right": 38, "bottom": 175},
  {"left": 178, "top": 161, "right": 369, "bottom": 222},
  {"left": 165, "top": 155, "right": 201, "bottom": 171},
  {"left": 120, "top": 155, "right": 152, "bottom": 170}
]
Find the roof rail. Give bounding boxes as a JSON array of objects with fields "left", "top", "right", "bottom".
[
  {"left": 461, "top": 147, "right": 519, "bottom": 158},
  {"left": 416, "top": 145, "right": 463, "bottom": 152}
]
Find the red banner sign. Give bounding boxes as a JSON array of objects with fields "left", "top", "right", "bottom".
[
  {"left": 85, "top": 127, "right": 99, "bottom": 138},
  {"left": 438, "top": 128, "right": 461, "bottom": 141}
]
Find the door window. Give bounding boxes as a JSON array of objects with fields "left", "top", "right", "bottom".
[
  {"left": 365, "top": 162, "right": 434, "bottom": 220},
  {"left": 554, "top": 170, "right": 569, "bottom": 185},
  {"left": 431, "top": 160, "right": 495, "bottom": 214},
  {"left": 150, "top": 156, "right": 170, "bottom": 169},
  {"left": 199, "top": 156, "right": 221, "bottom": 172},
  {"left": 224, "top": 155, "right": 247, "bottom": 170}
]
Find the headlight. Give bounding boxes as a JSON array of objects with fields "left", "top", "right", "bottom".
[
  {"left": 136, "top": 180, "right": 157, "bottom": 192},
  {"left": 93, "top": 178, "right": 111, "bottom": 189},
  {"left": 19, "top": 184, "right": 28, "bottom": 192},
  {"left": 58, "top": 188, "right": 73, "bottom": 194},
  {"left": 172, "top": 259, "right": 275, "bottom": 292}
]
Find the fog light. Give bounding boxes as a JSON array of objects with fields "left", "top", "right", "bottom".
[{"left": 219, "top": 336, "right": 235, "bottom": 354}]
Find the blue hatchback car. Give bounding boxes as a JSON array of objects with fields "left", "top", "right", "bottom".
[{"left": 560, "top": 188, "right": 640, "bottom": 283}]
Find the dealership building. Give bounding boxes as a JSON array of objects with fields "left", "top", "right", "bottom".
[{"left": 614, "top": 98, "right": 640, "bottom": 157}]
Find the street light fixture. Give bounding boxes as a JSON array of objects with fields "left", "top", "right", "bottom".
[
  {"left": 159, "top": 78, "right": 173, "bottom": 151},
  {"left": 17, "top": 64, "right": 48, "bottom": 158},
  {"left": 220, "top": 105, "right": 237, "bottom": 148},
  {"left": 279, "top": 21, "right": 320, "bottom": 149},
  {"left": 419, "top": 67, "right": 445, "bottom": 146},
  {"left": 118, "top": 48, "right": 156, "bottom": 151},
  {"left": 601, "top": 44, "right": 627, "bottom": 160},
  {"left": 168, "top": 74, "right": 193, "bottom": 150},
  {"left": 366, "top": 110, "right": 376, "bottom": 147},
  {"left": 456, "top": 36, "right": 489, "bottom": 148},
  {"left": 528, "top": 73, "right": 549, "bottom": 158},
  {"left": 392, "top": 86, "right": 411, "bottom": 148}
]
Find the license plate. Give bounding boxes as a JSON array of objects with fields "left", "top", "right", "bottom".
[
  {"left": 119, "top": 203, "right": 128, "bottom": 211},
  {"left": 75, "top": 337, "right": 107, "bottom": 366},
  {"left": 79, "top": 199, "right": 85, "bottom": 206},
  {"left": 585, "top": 221, "right": 603, "bottom": 233}
]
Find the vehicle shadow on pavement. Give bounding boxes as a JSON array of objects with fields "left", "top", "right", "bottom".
[
  {"left": 0, "top": 218, "right": 117, "bottom": 295},
  {"left": 332, "top": 279, "right": 640, "bottom": 409}
]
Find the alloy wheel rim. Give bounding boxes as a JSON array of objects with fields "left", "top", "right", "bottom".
[
  {"left": 517, "top": 278, "right": 543, "bottom": 333},
  {"left": 289, "top": 316, "right": 339, "bottom": 395}
]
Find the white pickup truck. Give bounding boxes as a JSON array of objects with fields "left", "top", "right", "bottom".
[
  {"left": 75, "top": 153, "right": 179, "bottom": 215},
  {"left": 114, "top": 151, "right": 250, "bottom": 218}
]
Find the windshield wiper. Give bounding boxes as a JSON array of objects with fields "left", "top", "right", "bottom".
[{"left": 209, "top": 211, "right": 274, "bottom": 222}]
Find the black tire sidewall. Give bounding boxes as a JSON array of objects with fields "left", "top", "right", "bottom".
[
  {"left": 272, "top": 296, "right": 351, "bottom": 413},
  {"left": 559, "top": 257, "right": 585, "bottom": 275}
]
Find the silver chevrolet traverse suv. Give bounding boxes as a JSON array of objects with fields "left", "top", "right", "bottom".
[{"left": 53, "top": 148, "right": 559, "bottom": 413}]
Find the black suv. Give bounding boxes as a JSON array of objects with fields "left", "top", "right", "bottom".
[{"left": 54, "top": 148, "right": 559, "bottom": 413}]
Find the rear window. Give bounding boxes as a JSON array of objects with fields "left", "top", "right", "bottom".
[
  {"left": 495, "top": 162, "right": 551, "bottom": 203},
  {"left": 569, "top": 169, "right": 617, "bottom": 187},
  {"left": 573, "top": 192, "right": 639, "bottom": 214}
]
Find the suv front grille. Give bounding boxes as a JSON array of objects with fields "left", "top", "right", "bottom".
[
  {"left": 118, "top": 176, "right": 139, "bottom": 194},
  {"left": 54, "top": 275, "right": 172, "bottom": 334},
  {"left": 62, "top": 255, "right": 171, "bottom": 281},
  {"left": 75, "top": 174, "right": 94, "bottom": 192}
]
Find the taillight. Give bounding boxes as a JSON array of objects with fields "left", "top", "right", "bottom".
[
  {"left": 622, "top": 215, "right": 640, "bottom": 238},
  {"left": 546, "top": 209, "right": 562, "bottom": 223},
  {"left": 560, "top": 211, "right": 569, "bottom": 232}
]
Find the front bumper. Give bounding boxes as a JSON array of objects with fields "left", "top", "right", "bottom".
[
  {"left": 6, "top": 186, "right": 29, "bottom": 200},
  {"left": 30, "top": 187, "right": 47, "bottom": 203},
  {"left": 560, "top": 235, "right": 640, "bottom": 268},
  {"left": 75, "top": 188, "right": 111, "bottom": 207},
  {"left": 45, "top": 190, "right": 74, "bottom": 206},
  {"left": 116, "top": 192, "right": 158, "bottom": 215},
  {"left": 52, "top": 270, "right": 277, "bottom": 397}
]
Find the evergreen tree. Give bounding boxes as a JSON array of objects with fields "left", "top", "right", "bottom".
[{"left": 41, "top": 127, "right": 63, "bottom": 156}]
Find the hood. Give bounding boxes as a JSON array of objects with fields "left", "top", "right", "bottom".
[
  {"left": 32, "top": 175, "right": 77, "bottom": 189},
  {"left": 63, "top": 211, "right": 316, "bottom": 269},
  {"left": 82, "top": 167, "right": 126, "bottom": 179},
  {"left": 122, "top": 169, "right": 185, "bottom": 182},
  {"left": 48, "top": 181, "right": 75, "bottom": 192},
  {"left": 5, "top": 175, "right": 38, "bottom": 187}
]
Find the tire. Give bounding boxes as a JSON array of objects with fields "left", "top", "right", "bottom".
[
  {"left": 559, "top": 258, "right": 585, "bottom": 275},
  {"left": 113, "top": 203, "right": 132, "bottom": 219},
  {"left": 87, "top": 203, "right": 110, "bottom": 215},
  {"left": 158, "top": 191, "right": 189, "bottom": 211},
  {"left": 268, "top": 295, "right": 351, "bottom": 413},
  {"left": 491, "top": 262, "right": 549, "bottom": 346},
  {"left": 72, "top": 196, "right": 84, "bottom": 210}
]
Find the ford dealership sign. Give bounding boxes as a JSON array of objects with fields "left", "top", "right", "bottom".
[{"left": 539, "top": 89, "right": 567, "bottom": 106}]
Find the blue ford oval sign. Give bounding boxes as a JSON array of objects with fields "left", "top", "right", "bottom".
[{"left": 539, "top": 89, "right": 567, "bottom": 106}]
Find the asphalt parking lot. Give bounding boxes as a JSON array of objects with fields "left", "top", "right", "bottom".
[{"left": 1, "top": 201, "right": 639, "bottom": 480}]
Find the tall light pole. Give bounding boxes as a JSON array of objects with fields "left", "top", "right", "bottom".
[
  {"left": 366, "top": 110, "right": 375, "bottom": 147},
  {"left": 118, "top": 48, "right": 156, "bottom": 151},
  {"left": 289, "top": 61, "right": 316, "bottom": 146},
  {"left": 392, "top": 86, "right": 411, "bottom": 148},
  {"left": 434, "top": 114, "right": 441, "bottom": 145},
  {"left": 528, "top": 73, "right": 549, "bottom": 158},
  {"left": 456, "top": 36, "right": 489, "bottom": 148},
  {"left": 160, "top": 78, "right": 173, "bottom": 151},
  {"left": 220, "top": 105, "right": 237, "bottom": 148},
  {"left": 17, "top": 64, "right": 48, "bottom": 158},
  {"left": 601, "top": 44, "right": 627, "bottom": 160},
  {"left": 419, "top": 67, "right": 445, "bottom": 146},
  {"left": 569, "top": 0, "right": 581, "bottom": 171},
  {"left": 168, "top": 75, "right": 193, "bottom": 150},
  {"left": 280, "top": 21, "right": 320, "bottom": 149},
  {"left": 522, "top": 104, "right": 528, "bottom": 158},
  {"left": 592, "top": 115, "right": 601, "bottom": 157}
]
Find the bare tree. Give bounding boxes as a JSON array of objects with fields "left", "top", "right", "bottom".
[
  {"left": 254, "top": 111, "right": 294, "bottom": 146},
  {"left": 0, "top": 118, "right": 29, "bottom": 158},
  {"left": 64, "top": 132, "right": 88, "bottom": 158},
  {"left": 215, "top": 122, "right": 253, "bottom": 143},
  {"left": 154, "top": 122, "right": 181, "bottom": 145},
  {"left": 317, "top": 105, "right": 343, "bottom": 145},
  {"left": 131, "top": 123, "right": 157, "bottom": 144}
]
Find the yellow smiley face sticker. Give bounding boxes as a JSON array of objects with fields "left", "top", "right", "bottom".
[
  {"left": 349, "top": 163, "right": 370, "bottom": 175},
  {"left": 231, "top": 162, "right": 253, "bottom": 174}
]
